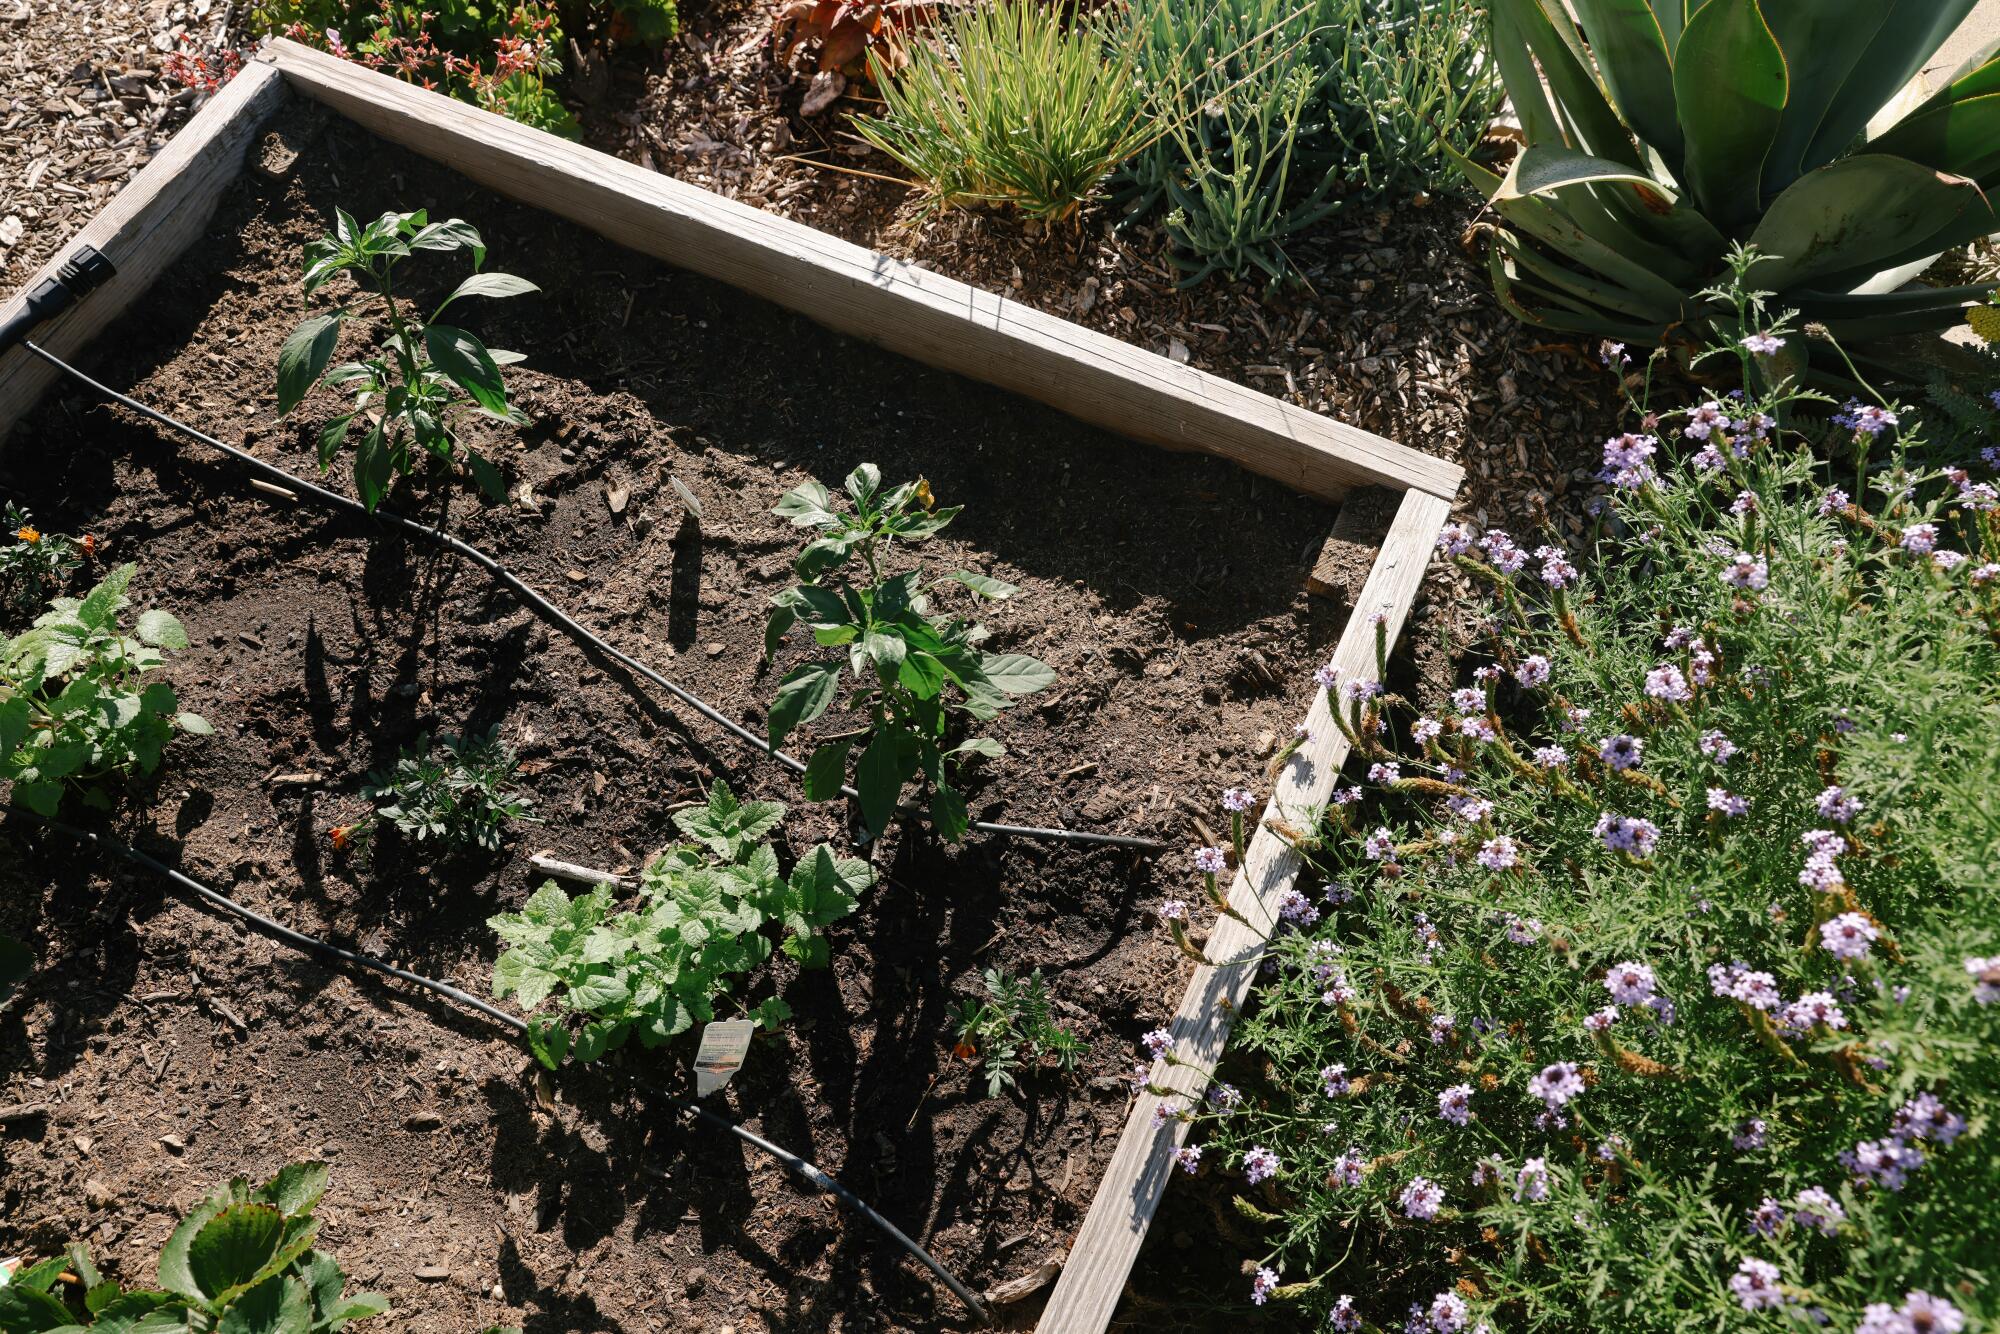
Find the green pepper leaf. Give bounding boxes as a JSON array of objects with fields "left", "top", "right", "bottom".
[
  {"left": 276, "top": 312, "right": 345, "bottom": 416},
  {"left": 422, "top": 323, "right": 509, "bottom": 415}
]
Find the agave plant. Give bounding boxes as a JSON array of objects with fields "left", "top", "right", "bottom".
[{"left": 1463, "top": 0, "right": 2000, "bottom": 346}]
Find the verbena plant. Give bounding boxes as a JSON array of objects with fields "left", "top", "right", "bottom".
[
  {"left": 278, "top": 208, "right": 537, "bottom": 511},
  {"left": 1121, "top": 0, "right": 1495, "bottom": 285},
  {"left": 0, "top": 506, "right": 83, "bottom": 627},
  {"left": 763, "top": 464, "right": 1055, "bottom": 841},
  {"left": 951, "top": 966, "right": 1085, "bottom": 1098},
  {"left": 358, "top": 726, "right": 536, "bottom": 854},
  {"left": 1465, "top": 0, "right": 2000, "bottom": 347},
  {"left": 0, "top": 1163, "right": 387, "bottom": 1333},
  {"left": 0, "top": 564, "right": 211, "bottom": 817},
  {"left": 1154, "top": 260, "right": 2000, "bottom": 1327},
  {"left": 854, "top": 0, "right": 1148, "bottom": 222},
  {"left": 489, "top": 781, "right": 874, "bottom": 1067}
]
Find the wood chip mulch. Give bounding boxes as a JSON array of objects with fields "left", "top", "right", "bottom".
[{"left": 0, "top": 0, "right": 225, "bottom": 285}]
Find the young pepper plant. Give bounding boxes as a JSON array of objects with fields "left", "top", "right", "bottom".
[
  {"left": 276, "top": 208, "right": 537, "bottom": 511},
  {"left": 763, "top": 464, "right": 1055, "bottom": 841}
]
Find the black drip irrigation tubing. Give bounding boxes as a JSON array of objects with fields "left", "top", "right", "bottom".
[
  {"left": 19, "top": 339, "right": 1165, "bottom": 857},
  {"left": 2, "top": 807, "right": 994, "bottom": 1326}
]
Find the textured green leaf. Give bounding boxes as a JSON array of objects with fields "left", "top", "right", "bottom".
[
  {"left": 134, "top": 609, "right": 188, "bottom": 650},
  {"left": 843, "top": 463, "right": 881, "bottom": 507},
  {"left": 1674, "top": 0, "right": 1787, "bottom": 228},
  {"left": 213, "top": 1273, "right": 309, "bottom": 1334},
  {"left": 259, "top": 1163, "right": 328, "bottom": 1218},
  {"left": 186, "top": 1203, "right": 286, "bottom": 1300},
  {"left": 930, "top": 783, "right": 969, "bottom": 843},
  {"left": 854, "top": 731, "right": 915, "bottom": 837},
  {"left": 803, "top": 740, "right": 852, "bottom": 801},
  {"left": 978, "top": 653, "right": 1056, "bottom": 696},
  {"left": 76, "top": 564, "right": 135, "bottom": 632},
  {"left": 947, "top": 571, "right": 1019, "bottom": 599},
  {"left": 773, "top": 480, "right": 838, "bottom": 528},
  {"left": 352, "top": 419, "right": 393, "bottom": 513},
  {"left": 434, "top": 271, "right": 540, "bottom": 318}
]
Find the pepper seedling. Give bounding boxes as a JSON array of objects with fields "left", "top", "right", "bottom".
[
  {"left": 763, "top": 464, "right": 1055, "bottom": 840},
  {"left": 277, "top": 208, "right": 537, "bottom": 511}
]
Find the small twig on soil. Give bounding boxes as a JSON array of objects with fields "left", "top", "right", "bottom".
[
  {"left": 906, "top": 1070, "right": 942, "bottom": 1131},
  {"left": 0, "top": 1103, "right": 48, "bottom": 1123},
  {"left": 528, "top": 853, "right": 632, "bottom": 889},
  {"left": 248, "top": 478, "right": 297, "bottom": 503}
]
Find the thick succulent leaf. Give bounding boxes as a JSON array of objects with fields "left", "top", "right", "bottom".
[
  {"left": 1485, "top": 153, "right": 1692, "bottom": 306},
  {"left": 1806, "top": 0, "right": 1979, "bottom": 165},
  {"left": 1746, "top": 153, "right": 1992, "bottom": 289},
  {"left": 1493, "top": 0, "right": 1639, "bottom": 166},
  {"left": 1674, "top": 0, "right": 1787, "bottom": 228},
  {"left": 1567, "top": 0, "right": 1684, "bottom": 167},
  {"left": 1489, "top": 230, "right": 1685, "bottom": 324},
  {"left": 1502, "top": 143, "right": 1720, "bottom": 281},
  {"left": 1485, "top": 235, "right": 1677, "bottom": 342},
  {"left": 1756, "top": 0, "right": 1894, "bottom": 195},
  {"left": 1867, "top": 91, "right": 2000, "bottom": 184},
  {"left": 1653, "top": 0, "right": 1685, "bottom": 51}
]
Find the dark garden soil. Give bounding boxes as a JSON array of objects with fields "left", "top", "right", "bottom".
[{"left": 0, "top": 105, "right": 1387, "bottom": 1331}]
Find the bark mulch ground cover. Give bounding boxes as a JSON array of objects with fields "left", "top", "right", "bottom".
[{"left": 0, "top": 105, "right": 1395, "bottom": 1332}]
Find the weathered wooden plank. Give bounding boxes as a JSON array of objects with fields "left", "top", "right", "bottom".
[
  {"left": 0, "top": 62, "right": 288, "bottom": 440},
  {"left": 258, "top": 39, "right": 1461, "bottom": 505},
  {"left": 1036, "top": 487, "right": 1452, "bottom": 1333}
]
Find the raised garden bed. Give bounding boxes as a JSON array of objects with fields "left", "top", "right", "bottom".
[{"left": 0, "top": 45, "right": 1457, "bottom": 1334}]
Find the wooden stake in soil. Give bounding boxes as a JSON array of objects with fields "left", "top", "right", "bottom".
[{"left": 1035, "top": 488, "right": 1452, "bottom": 1333}]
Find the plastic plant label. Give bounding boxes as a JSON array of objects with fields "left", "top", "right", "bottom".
[{"left": 694, "top": 1019, "right": 755, "bottom": 1097}]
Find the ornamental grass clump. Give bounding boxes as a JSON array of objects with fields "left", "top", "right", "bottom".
[
  {"left": 1121, "top": 0, "right": 1494, "bottom": 284},
  {"left": 1148, "top": 258, "right": 2000, "bottom": 1328},
  {"left": 853, "top": 0, "right": 1147, "bottom": 222}
]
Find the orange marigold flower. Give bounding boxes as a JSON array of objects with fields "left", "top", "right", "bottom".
[
  {"left": 80, "top": 534, "right": 98, "bottom": 557},
  {"left": 330, "top": 824, "right": 354, "bottom": 850},
  {"left": 15, "top": 526, "right": 39, "bottom": 544}
]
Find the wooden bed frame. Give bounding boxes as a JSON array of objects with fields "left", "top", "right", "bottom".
[{"left": 0, "top": 42, "right": 1462, "bottom": 1331}]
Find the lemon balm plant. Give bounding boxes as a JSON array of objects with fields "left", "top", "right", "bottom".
[
  {"left": 763, "top": 465, "right": 1054, "bottom": 841},
  {"left": 277, "top": 208, "right": 537, "bottom": 511},
  {"left": 489, "top": 782, "right": 872, "bottom": 1067},
  {"left": 1151, "top": 264, "right": 2000, "bottom": 1327}
]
